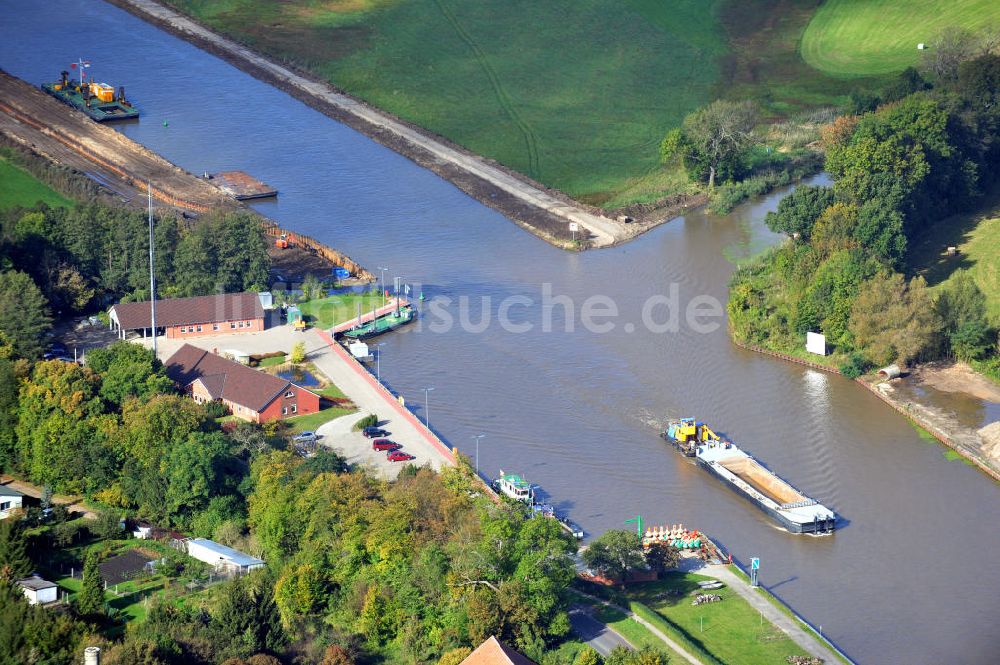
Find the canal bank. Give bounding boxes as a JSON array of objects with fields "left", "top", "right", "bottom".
[
  {"left": 102, "top": 0, "right": 688, "bottom": 250},
  {"left": 4, "top": 5, "right": 999, "bottom": 661}
]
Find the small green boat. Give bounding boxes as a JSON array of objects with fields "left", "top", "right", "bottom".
[
  {"left": 42, "top": 63, "right": 139, "bottom": 122},
  {"left": 342, "top": 306, "right": 414, "bottom": 339}
]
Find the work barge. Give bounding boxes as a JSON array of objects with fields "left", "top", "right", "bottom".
[{"left": 664, "top": 419, "right": 837, "bottom": 534}]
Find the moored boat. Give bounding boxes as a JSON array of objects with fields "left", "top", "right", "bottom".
[
  {"left": 492, "top": 470, "right": 534, "bottom": 503},
  {"left": 663, "top": 418, "right": 837, "bottom": 534},
  {"left": 342, "top": 305, "right": 414, "bottom": 339},
  {"left": 41, "top": 61, "right": 138, "bottom": 122}
]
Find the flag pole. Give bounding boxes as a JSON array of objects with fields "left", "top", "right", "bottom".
[{"left": 148, "top": 184, "right": 157, "bottom": 359}]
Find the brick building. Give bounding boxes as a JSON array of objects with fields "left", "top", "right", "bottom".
[
  {"left": 165, "top": 344, "right": 320, "bottom": 423},
  {"left": 109, "top": 292, "right": 265, "bottom": 340}
]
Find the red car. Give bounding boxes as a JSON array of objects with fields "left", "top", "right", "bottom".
[
  {"left": 372, "top": 439, "right": 401, "bottom": 451},
  {"left": 387, "top": 450, "right": 415, "bottom": 462}
]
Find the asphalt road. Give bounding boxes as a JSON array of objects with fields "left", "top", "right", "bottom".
[{"left": 568, "top": 606, "right": 632, "bottom": 656}]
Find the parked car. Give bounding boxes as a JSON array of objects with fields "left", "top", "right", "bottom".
[
  {"left": 387, "top": 450, "right": 415, "bottom": 462},
  {"left": 372, "top": 439, "right": 401, "bottom": 451},
  {"left": 293, "top": 431, "right": 318, "bottom": 444},
  {"left": 363, "top": 426, "right": 389, "bottom": 439}
]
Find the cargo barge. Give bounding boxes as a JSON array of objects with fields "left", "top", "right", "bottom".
[
  {"left": 42, "top": 62, "right": 138, "bottom": 122},
  {"left": 663, "top": 418, "right": 837, "bottom": 534}
]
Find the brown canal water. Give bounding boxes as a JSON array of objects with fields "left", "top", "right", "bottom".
[{"left": 3, "top": 2, "right": 999, "bottom": 662}]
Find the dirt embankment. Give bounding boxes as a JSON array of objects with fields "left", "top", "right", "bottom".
[
  {"left": 104, "top": 0, "right": 700, "bottom": 250},
  {"left": 0, "top": 69, "right": 370, "bottom": 280}
]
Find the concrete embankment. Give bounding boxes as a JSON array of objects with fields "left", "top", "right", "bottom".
[
  {"left": 104, "top": 0, "right": 644, "bottom": 250},
  {"left": 0, "top": 68, "right": 370, "bottom": 280},
  {"left": 731, "top": 337, "right": 1000, "bottom": 482}
]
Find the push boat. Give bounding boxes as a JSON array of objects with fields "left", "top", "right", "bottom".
[
  {"left": 662, "top": 418, "right": 837, "bottom": 534},
  {"left": 42, "top": 62, "right": 138, "bottom": 122},
  {"left": 493, "top": 471, "right": 584, "bottom": 539}
]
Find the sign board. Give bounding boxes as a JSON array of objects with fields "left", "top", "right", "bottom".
[
  {"left": 750, "top": 557, "right": 760, "bottom": 570},
  {"left": 806, "top": 331, "right": 827, "bottom": 356},
  {"left": 568, "top": 222, "right": 579, "bottom": 232}
]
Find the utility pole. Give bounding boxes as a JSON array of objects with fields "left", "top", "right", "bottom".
[
  {"left": 473, "top": 433, "right": 485, "bottom": 477},
  {"left": 422, "top": 387, "right": 434, "bottom": 428},
  {"left": 378, "top": 266, "right": 389, "bottom": 309},
  {"left": 148, "top": 184, "right": 157, "bottom": 358},
  {"left": 375, "top": 343, "right": 385, "bottom": 382}
]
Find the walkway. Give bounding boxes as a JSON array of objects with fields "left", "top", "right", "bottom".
[
  {"left": 117, "top": 0, "right": 620, "bottom": 247},
  {"left": 330, "top": 298, "right": 409, "bottom": 334}
]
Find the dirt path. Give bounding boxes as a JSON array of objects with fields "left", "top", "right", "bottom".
[
  {"left": 911, "top": 361, "right": 1000, "bottom": 403},
  {"left": 107, "top": 0, "right": 633, "bottom": 248},
  {"left": 0, "top": 477, "right": 97, "bottom": 519}
]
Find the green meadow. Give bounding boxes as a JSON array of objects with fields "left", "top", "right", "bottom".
[{"left": 0, "top": 157, "right": 71, "bottom": 210}]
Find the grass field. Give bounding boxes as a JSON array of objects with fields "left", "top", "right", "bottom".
[
  {"left": 0, "top": 157, "right": 72, "bottom": 209},
  {"left": 909, "top": 195, "right": 1000, "bottom": 326},
  {"left": 801, "top": 0, "right": 1000, "bottom": 77},
  {"left": 626, "top": 573, "right": 809, "bottom": 665},
  {"left": 298, "top": 291, "right": 385, "bottom": 329},
  {"left": 166, "top": 0, "right": 858, "bottom": 207}
]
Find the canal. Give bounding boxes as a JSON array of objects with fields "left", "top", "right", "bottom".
[{"left": 3, "top": 1, "right": 999, "bottom": 662}]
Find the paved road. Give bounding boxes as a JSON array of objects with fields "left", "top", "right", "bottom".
[
  {"left": 120, "top": 0, "right": 621, "bottom": 247},
  {"left": 143, "top": 325, "right": 453, "bottom": 478},
  {"left": 569, "top": 606, "right": 632, "bottom": 656}
]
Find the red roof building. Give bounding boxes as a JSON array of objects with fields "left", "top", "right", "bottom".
[
  {"left": 460, "top": 637, "right": 536, "bottom": 665},
  {"left": 109, "top": 292, "right": 265, "bottom": 340},
  {"left": 165, "top": 344, "right": 320, "bottom": 423}
]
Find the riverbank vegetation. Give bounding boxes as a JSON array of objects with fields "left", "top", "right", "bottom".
[{"left": 728, "top": 48, "right": 1000, "bottom": 379}]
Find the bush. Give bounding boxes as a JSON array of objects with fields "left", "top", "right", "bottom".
[
  {"left": 203, "top": 400, "right": 230, "bottom": 419},
  {"left": 839, "top": 352, "right": 871, "bottom": 379},
  {"left": 353, "top": 414, "right": 378, "bottom": 431}
]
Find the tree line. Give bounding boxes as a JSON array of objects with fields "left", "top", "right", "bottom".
[
  {"left": 728, "top": 50, "right": 1000, "bottom": 376},
  {"left": 0, "top": 201, "right": 270, "bottom": 358}
]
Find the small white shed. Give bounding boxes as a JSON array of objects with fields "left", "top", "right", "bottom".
[
  {"left": 18, "top": 575, "right": 58, "bottom": 605},
  {"left": 0, "top": 486, "right": 23, "bottom": 519}
]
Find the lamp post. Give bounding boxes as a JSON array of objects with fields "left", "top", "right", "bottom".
[
  {"left": 378, "top": 266, "right": 389, "bottom": 308},
  {"left": 422, "top": 387, "right": 434, "bottom": 428},
  {"left": 375, "top": 342, "right": 385, "bottom": 382},
  {"left": 473, "top": 434, "right": 485, "bottom": 477}
]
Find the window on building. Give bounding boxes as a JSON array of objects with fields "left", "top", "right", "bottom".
[
  {"left": 213, "top": 324, "right": 219, "bottom": 331},
  {"left": 282, "top": 407, "right": 287, "bottom": 415},
  {"left": 291, "top": 405, "right": 297, "bottom": 414},
  {"left": 285, "top": 391, "right": 294, "bottom": 398},
  {"left": 231, "top": 322, "right": 236, "bottom": 329},
  {"left": 197, "top": 325, "right": 203, "bottom": 332},
  {"left": 0, "top": 501, "right": 10, "bottom": 511}
]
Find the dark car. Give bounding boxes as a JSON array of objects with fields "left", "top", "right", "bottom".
[
  {"left": 372, "top": 439, "right": 401, "bottom": 451},
  {"left": 363, "top": 426, "right": 389, "bottom": 438},
  {"left": 387, "top": 450, "right": 415, "bottom": 462}
]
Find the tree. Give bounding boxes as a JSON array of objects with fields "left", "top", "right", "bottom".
[
  {"left": 91, "top": 510, "right": 123, "bottom": 541},
  {"left": 0, "top": 578, "right": 83, "bottom": 665},
  {"left": 581, "top": 529, "right": 645, "bottom": 581},
  {"left": 212, "top": 574, "right": 286, "bottom": 659},
  {"left": 0, "top": 358, "right": 18, "bottom": 473},
  {"left": 666, "top": 100, "right": 758, "bottom": 187},
  {"left": 923, "top": 26, "right": 976, "bottom": 83},
  {"left": 77, "top": 551, "right": 105, "bottom": 618},
  {"left": 0, "top": 519, "right": 32, "bottom": 581},
  {"left": 574, "top": 647, "right": 603, "bottom": 665},
  {"left": 322, "top": 645, "right": 356, "bottom": 665},
  {"left": 0, "top": 271, "right": 52, "bottom": 358},
  {"left": 162, "top": 432, "right": 227, "bottom": 521},
  {"left": 764, "top": 185, "right": 834, "bottom": 240},
  {"left": 86, "top": 341, "right": 173, "bottom": 406},
  {"left": 290, "top": 341, "right": 306, "bottom": 364},
  {"left": 437, "top": 647, "right": 471, "bottom": 665},
  {"left": 216, "top": 213, "right": 270, "bottom": 294},
  {"left": 644, "top": 542, "right": 680, "bottom": 574},
  {"left": 849, "top": 273, "right": 941, "bottom": 366}
]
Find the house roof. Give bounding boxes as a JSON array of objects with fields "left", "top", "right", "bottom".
[
  {"left": 110, "top": 292, "right": 263, "bottom": 330},
  {"left": 461, "top": 637, "right": 536, "bottom": 665},
  {"left": 17, "top": 575, "right": 57, "bottom": 591},
  {"left": 0, "top": 485, "right": 24, "bottom": 497},
  {"left": 188, "top": 538, "right": 264, "bottom": 568},
  {"left": 165, "top": 344, "right": 316, "bottom": 413}
]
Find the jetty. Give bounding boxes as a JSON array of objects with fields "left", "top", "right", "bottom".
[
  {"left": 331, "top": 298, "right": 410, "bottom": 335},
  {"left": 209, "top": 170, "right": 277, "bottom": 200}
]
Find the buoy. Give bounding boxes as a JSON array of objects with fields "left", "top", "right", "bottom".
[
  {"left": 419, "top": 292, "right": 425, "bottom": 301},
  {"left": 163, "top": 120, "right": 169, "bottom": 127}
]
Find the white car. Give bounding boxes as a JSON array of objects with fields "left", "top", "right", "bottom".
[{"left": 292, "top": 431, "right": 317, "bottom": 444}]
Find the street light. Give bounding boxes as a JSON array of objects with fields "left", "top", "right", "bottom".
[
  {"left": 375, "top": 342, "right": 385, "bottom": 382},
  {"left": 377, "top": 266, "right": 389, "bottom": 308},
  {"left": 422, "top": 387, "right": 434, "bottom": 428},
  {"left": 473, "top": 434, "right": 485, "bottom": 477}
]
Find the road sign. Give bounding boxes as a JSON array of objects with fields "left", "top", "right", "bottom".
[
  {"left": 568, "top": 222, "right": 579, "bottom": 232},
  {"left": 750, "top": 557, "right": 760, "bottom": 570}
]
